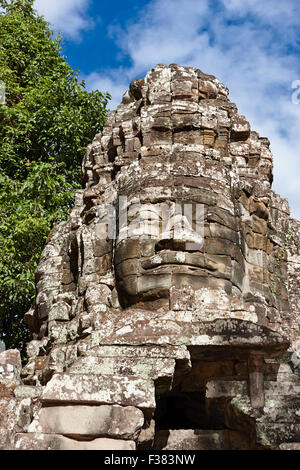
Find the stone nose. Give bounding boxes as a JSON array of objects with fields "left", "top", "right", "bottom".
[{"left": 155, "top": 212, "right": 204, "bottom": 252}]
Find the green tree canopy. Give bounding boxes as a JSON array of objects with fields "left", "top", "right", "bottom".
[{"left": 0, "top": 0, "right": 110, "bottom": 354}]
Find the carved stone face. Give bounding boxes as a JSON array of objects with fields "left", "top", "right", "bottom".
[
  {"left": 113, "top": 145, "right": 249, "bottom": 315},
  {"left": 114, "top": 176, "right": 206, "bottom": 309},
  {"left": 21, "top": 65, "right": 299, "bottom": 421},
  {"left": 31, "top": 64, "right": 293, "bottom": 337},
  {"left": 91, "top": 63, "right": 277, "bottom": 321}
]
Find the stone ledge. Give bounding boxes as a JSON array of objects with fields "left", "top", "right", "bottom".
[
  {"left": 279, "top": 442, "right": 300, "bottom": 450},
  {"left": 15, "top": 433, "right": 136, "bottom": 450},
  {"left": 28, "top": 404, "right": 144, "bottom": 439},
  {"left": 67, "top": 356, "right": 176, "bottom": 394},
  {"left": 41, "top": 373, "right": 155, "bottom": 410},
  {"left": 206, "top": 379, "right": 248, "bottom": 398},
  {"left": 154, "top": 429, "right": 251, "bottom": 450},
  {"left": 256, "top": 423, "right": 300, "bottom": 448},
  {"left": 84, "top": 344, "right": 190, "bottom": 361},
  {"left": 14, "top": 385, "right": 44, "bottom": 399},
  {"left": 99, "top": 318, "right": 289, "bottom": 360}
]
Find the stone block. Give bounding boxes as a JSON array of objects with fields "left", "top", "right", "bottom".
[
  {"left": 154, "top": 429, "right": 251, "bottom": 450},
  {"left": 0, "top": 398, "right": 32, "bottom": 449},
  {"left": 0, "top": 350, "right": 21, "bottom": 376},
  {"left": 15, "top": 433, "right": 136, "bottom": 450},
  {"left": 279, "top": 442, "right": 300, "bottom": 450},
  {"left": 138, "top": 419, "right": 155, "bottom": 449},
  {"left": 230, "top": 115, "right": 250, "bottom": 141},
  {"left": 68, "top": 355, "right": 175, "bottom": 380},
  {"left": 256, "top": 423, "right": 300, "bottom": 448},
  {"left": 28, "top": 404, "right": 144, "bottom": 439},
  {"left": 206, "top": 380, "right": 248, "bottom": 398},
  {"left": 42, "top": 373, "right": 155, "bottom": 410},
  {"left": 85, "top": 344, "right": 190, "bottom": 362},
  {"left": 14, "top": 386, "right": 44, "bottom": 400},
  {"left": 6, "top": 64, "right": 300, "bottom": 451},
  {"left": 263, "top": 396, "right": 300, "bottom": 423},
  {"left": 48, "top": 301, "right": 70, "bottom": 321}
]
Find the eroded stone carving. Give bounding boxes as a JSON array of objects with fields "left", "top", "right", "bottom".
[{"left": 0, "top": 64, "right": 299, "bottom": 450}]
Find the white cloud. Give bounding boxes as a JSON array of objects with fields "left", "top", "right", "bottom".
[
  {"left": 34, "top": 0, "right": 92, "bottom": 40},
  {"left": 83, "top": 71, "right": 128, "bottom": 111},
  {"left": 85, "top": 0, "right": 300, "bottom": 219},
  {"left": 221, "top": 0, "right": 300, "bottom": 25}
]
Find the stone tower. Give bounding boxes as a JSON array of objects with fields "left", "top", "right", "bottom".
[{"left": 0, "top": 64, "right": 299, "bottom": 450}]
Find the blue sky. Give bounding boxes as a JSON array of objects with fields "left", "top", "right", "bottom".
[{"left": 33, "top": 0, "right": 300, "bottom": 220}]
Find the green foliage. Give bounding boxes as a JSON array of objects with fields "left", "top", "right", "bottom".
[{"left": 0, "top": 0, "right": 110, "bottom": 352}]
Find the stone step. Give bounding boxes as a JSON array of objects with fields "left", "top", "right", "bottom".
[
  {"left": 154, "top": 429, "right": 251, "bottom": 450},
  {"left": 41, "top": 373, "right": 155, "bottom": 411},
  {"left": 15, "top": 433, "right": 135, "bottom": 450}
]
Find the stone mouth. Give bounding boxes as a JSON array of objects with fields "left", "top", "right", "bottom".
[
  {"left": 141, "top": 251, "right": 199, "bottom": 270},
  {"left": 140, "top": 265, "right": 203, "bottom": 277},
  {"left": 140, "top": 251, "right": 219, "bottom": 274}
]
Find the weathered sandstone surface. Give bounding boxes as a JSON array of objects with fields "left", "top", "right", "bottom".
[{"left": 1, "top": 64, "right": 299, "bottom": 450}]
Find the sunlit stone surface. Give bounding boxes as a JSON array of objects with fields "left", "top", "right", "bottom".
[{"left": 1, "top": 64, "right": 299, "bottom": 450}]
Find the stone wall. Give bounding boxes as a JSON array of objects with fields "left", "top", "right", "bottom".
[{"left": 0, "top": 64, "right": 299, "bottom": 450}]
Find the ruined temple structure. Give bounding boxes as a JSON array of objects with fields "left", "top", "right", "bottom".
[{"left": 1, "top": 64, "right": 300, "bottom": 450}]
